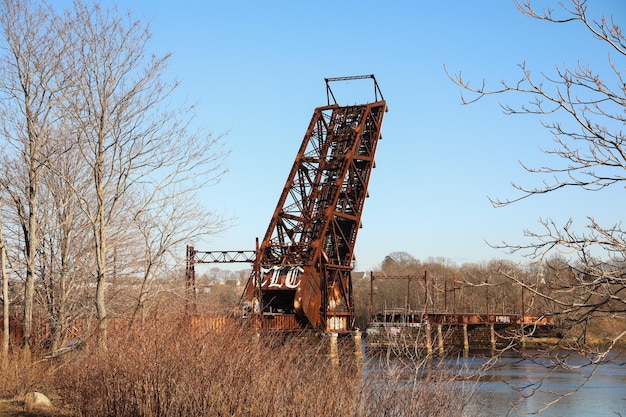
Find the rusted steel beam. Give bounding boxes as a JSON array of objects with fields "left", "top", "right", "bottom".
[
  {"left": 185, "top": 245, "right": 255, "bottom": 307},
  {"left": 185, "top": 245, "right": 197, "bottom": 312},
  {"left": 370, "top": 274, "right": 418, "bottom": 280},
  {"left": 325, "top": 74, "right": 385, "bottom": 105},
  {"left": 192, "top": 250, "right": 256, "bottom": 264},
  {"left": 239, "top": 76, "right": 387, "bottom": 333}
]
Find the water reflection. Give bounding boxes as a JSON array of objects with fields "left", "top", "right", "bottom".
[{"left": 365, "top": 348, "right": 626, "bottom": 416}]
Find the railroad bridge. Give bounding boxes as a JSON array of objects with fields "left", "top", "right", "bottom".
[
  {"left": 367, "top": 272, "right": 556, "bottom": 351},
  {"left": 187, "top": 75, "right": 387, "bottom": 334},
  {"left": 367, "top": 313, "right": 555, "bottom": 353},
  {"left": 184, "top": 75, "right": 555, "bottom": 352},
  {"left": 372, "top": 310, "right": 553, "bottom": 327}
]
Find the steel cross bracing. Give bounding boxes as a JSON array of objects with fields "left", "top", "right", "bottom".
[
  {"left": 240, "top": 75, "right": 387, "bottom": 333},
  {"left": 184, "top": 245, "right": 256, "bottom": 299},
  {"left": 192, "top": 250, "right": 256, "bottom": 264}
]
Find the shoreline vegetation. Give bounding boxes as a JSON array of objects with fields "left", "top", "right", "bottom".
[
  {"left": 1, "top": 311, "right": 624, "bottom": 417},
  {"left": 0, "top": 311, "right": 473, "bottom": 417}
]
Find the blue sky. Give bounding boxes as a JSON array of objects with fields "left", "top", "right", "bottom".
[{"left": 110, "top": 1, "right": 624, "bottom": 271}]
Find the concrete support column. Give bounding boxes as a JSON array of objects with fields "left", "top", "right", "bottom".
[
  {"left": 425, "top": 323, "right": 433, "bottom": 355},
  {"left": 490, "top": 324, "right": 496, "bottom": 351},
  {"left": 354, "top": 330, "right": 363, "bottom": 363},
  {"left": 330, "top": 332, "right": 339, "bottom": 366},
  {"left": 437, "top": 324, "right": 444, "bottom": 355}
]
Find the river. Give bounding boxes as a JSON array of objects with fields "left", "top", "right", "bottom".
[
  {"left": 365, "top": 348, "right": 626, "bottom": 416},
  {"left": 451, "top": 350, "right": 625, "bottom": 416}
]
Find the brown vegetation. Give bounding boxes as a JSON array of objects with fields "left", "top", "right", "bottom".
[{"left": 0, "top": 307, "right": 471, "bottom": 417}]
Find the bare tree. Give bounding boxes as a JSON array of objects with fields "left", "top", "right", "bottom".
[
  {"left": 129, "top": 196, "right": 226, "bottom": 326},
  {"left": 0, "top": 0, "right": 228, "bottom": 354},
  {"left": 0, "top": 195, "right": 8, "bottom": 357},
  {"left": 446, "top": 2, "right": 626, "bottom": 409},
  {"left": 61, "top": 2, "right": 227, "bottom": 340},
  {"left": 0, "top": 0, "right": 70, "bottom": 355},
  {"left": 38, "top": 132, "right": 94, "bottom": 353},
  {"left": 447, "top": 0, "right": 626, "bottom": 349}
]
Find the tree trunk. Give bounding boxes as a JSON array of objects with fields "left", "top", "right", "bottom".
[
  {"left": 1, "top": 224, "right": 8, "bottom": 357},
  {"left": 23, "top": 151, "right": 38, "bottom": 357},
  {"left": 94, "top": 154, "right": 108, "bottom": 345}
]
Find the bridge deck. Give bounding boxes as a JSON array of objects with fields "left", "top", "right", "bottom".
[{"left": 371, "top": 310, "right": 553, "bottom": 326}]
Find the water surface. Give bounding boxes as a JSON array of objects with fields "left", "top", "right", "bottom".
[
  {"left": 453, "top": 350, "right": 626, "bottom": 416},
  {"left": 365, "top": 348, "right": 626, "bottom": 416}
]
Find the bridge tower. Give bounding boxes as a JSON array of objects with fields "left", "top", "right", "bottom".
[{"left": 240, "top": 75, "right": 387, "bottom": 333}]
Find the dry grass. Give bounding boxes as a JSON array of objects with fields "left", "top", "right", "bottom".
[
  {"left": 0, "top": 351, "right": 58, "bottom": 402},
  {"left": 1, "top": 311, "right": 472, "bottom": 417}
]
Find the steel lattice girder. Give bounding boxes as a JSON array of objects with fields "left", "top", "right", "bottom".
[{"left": 242, "top": 98, "right": 387, "bottom": 332}]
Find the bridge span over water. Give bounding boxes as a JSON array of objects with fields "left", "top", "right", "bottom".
[
  {"left": 372, "top": 309, "right": 553, "bottom": 327},
  {"left": 367, "top": 308, "right": 556, "bottom": 352}
]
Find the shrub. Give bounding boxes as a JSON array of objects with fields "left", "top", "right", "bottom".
[
  {"left": 53, "top": 312, "right": 471, "bottom": 416},
  {"left": 0, "top": 349, "right": 56, "bottom": 399}
]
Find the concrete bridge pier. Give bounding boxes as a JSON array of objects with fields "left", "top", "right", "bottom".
[
  {"left": 354, "top": 330, "right": 363, "bottom": 364},
  {"left": 329, "top": 332, "right": 339, "bottom": 366},
  {"left": 462, "top": 324, "right": 469, "bottom": 353},
  {"left": 437, "top": 324, "right": 444, "bottom": 355}
]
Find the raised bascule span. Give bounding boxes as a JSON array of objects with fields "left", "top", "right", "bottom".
[{"left": 186, "top": 75, "right": 387, "bottom": 333}]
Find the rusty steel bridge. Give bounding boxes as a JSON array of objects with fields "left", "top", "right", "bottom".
[
  {"left": 187, "top": 75, "right": 387, "bottom": 334},
  {"left": 185, "top": 76, "right": 554, "bottom": 350}
]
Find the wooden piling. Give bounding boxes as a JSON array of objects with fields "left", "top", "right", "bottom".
[{"left": 462, "top": 324, "right": 469, "bottom": 353}]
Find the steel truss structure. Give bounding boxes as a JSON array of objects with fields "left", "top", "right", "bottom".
[{"left": 187, "top": 75, "right": 387, "bottom": 333}]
